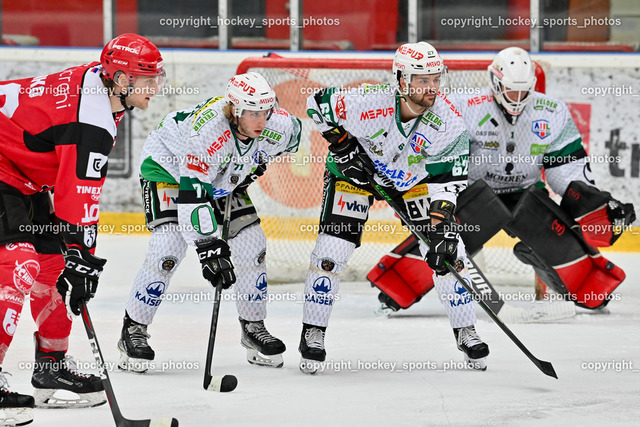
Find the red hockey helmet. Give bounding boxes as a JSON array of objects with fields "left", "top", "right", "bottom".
[{"left": 100, "top": 33, "right": 164, "bottom": 80}]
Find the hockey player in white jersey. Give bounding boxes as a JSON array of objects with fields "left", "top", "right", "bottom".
[
  {"left": 299, "top": 42, "right": 490, "bottom": 373},
  {"left": 118, "top": 72, "right": 301, "bottom": 371},
  {"left": 370, "top": 47, "right": 635, "bottom": 315}
]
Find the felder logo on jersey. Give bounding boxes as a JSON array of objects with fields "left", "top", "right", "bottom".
[
  {"left": 258, "top": 128, "right": 283, "bottom": 144},
  {"left": 531, "top": 120, "right": 551, "bottom": 139},
  {"left": 410, "top": 132, "right": 431, "bottom": 154},
  {"left": 421, "top": 111, "right": 445, "bottom": 131}
]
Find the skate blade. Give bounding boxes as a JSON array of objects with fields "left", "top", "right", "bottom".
[
  {"left": 0, "top": 407, "right": 33, "bottom": 426},
  {"left": 118, "top": 351, "right": 153, "bottom": 374},
  {"left": 373, "top": 303, "right": 395, "bottom": 317},
  {"left": 463, "top": 354, "right": 487, "bottom": 371},
  {"left": 299, "top": 358, "right": 322, "bottom": 375},
  {"left": 246, "top": 349, "right": 284, "bottom": 368},
  {"left": 33, "top": 388, "right": 106, "bottom": 409}
]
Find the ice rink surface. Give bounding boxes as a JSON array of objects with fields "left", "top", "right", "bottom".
[{"left": 5, "top": 234, "right": 639, "bottom": 426}]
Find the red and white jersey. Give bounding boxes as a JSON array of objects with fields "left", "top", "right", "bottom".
[{"left": 0, "top": 62, "right": 124, "bottom": 251}]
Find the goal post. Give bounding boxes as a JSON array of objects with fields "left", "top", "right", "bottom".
[{"left": 237, "top": 54, "right": 545, "bottom": 284}]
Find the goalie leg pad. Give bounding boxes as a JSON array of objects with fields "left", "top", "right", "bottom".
[
  {"left": 514, "top": 243, "right": 625, "bottom": 309},
  {"left": 455, "top": 180, "right": 512, "bottom": 256},
  {"left": 510, "top": 187, "right": 625, "bottom": 309},
  {"left": 561, "top": 180, "right": 636, "bottom": 247},
  {"left": 367, "top": 235, "right": 435, "bottom": 310}
]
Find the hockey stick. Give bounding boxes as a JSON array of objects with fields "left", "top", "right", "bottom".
[
  {"left": 368, "top": 180, "right": 558, "bottom": 379},
  {"left": 80, "top": 303, "right": 179, "bottom": 427},
  {"left": 203, "top": 194, "right": 238, "bottom": 392},
  {"left": 466, "top": 257, "right": 575, "bottom": 323}
]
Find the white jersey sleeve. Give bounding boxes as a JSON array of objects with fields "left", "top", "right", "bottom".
[
  {"left": 142, "top": 96, "right": 302, "bottom": 245},
  {"left": 458, "top": 88, "right": 592, "bottom": 196},
  {"left": 540, "top": 99, "right": 593, "bottom": 195},
  {"left": 307, "top": 84, "right": 470, "bottom": 206}
]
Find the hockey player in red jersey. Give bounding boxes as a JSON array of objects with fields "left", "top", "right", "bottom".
[
  {"left": 0, "top": 33, "right": 164, "bottom": 424},
  {"left": 369, "top": 47, "right": 635, "bottom": 317}
]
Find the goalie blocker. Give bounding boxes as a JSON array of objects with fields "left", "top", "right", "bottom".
[{"left": 369, "top": 180, "right": 629, "bottom": 311}]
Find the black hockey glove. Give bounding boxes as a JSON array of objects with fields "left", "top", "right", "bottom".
[
  {"left": 56, "top": 248, "right": 107, "bottom": 316},
  {"left": 195, "top": 238, "right": 236, "bottom": 289},
  {"left": 235, "top": 163, "right": 267, "bottom": 192},
  {"left": 426, "top": 221, "right": 459, "bottom": 276},
  {"left": 329, "top": 137, "right": 376, "bottom": 186}
]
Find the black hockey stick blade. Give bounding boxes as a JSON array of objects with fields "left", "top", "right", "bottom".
[
  {"left": 203, "top": 194, "right": 238, "bottom": 392},
  {"left": 204, "top": 372, "right": 238, "bottom": 392},
  {"left": 81, "top": 303, "right": 181, "bottom": 426},
  {"left": 365, "top": 178, "right": 557, "bottom": 379},
  {"left": 445, "top": 262, "right": 558, "bottom": 379}
]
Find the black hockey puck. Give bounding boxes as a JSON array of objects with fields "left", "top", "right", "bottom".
[{"left": 220, "top": 374, "right": 238, "bottom": 392}]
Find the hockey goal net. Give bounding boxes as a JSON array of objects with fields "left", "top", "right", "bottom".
[{"left": 237, "top": 55, "right": 545, "bottom": 285}]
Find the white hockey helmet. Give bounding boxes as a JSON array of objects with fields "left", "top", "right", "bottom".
[
  {"left": 393, "top": 42, "right": 447, "bottom": 93},
  {"left": 225, "top": 72, "right": 277, "bottom": 118},
  {"left": 488, "top": 47, "right": 537, "bottom": 116}
]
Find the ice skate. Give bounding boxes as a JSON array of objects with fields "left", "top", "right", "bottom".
[
  {"left": 373, "top": 302, "right": 396, "bottom": 317},
  {"left": 240, "top": 318, "right": 286, "bottom": 368},
  {"left": 298, "top": 324, "right": 326, "bottom": 375},
  {"left": 454, "top": 325, "right": 490, "bottom": 371},
  {"left": 0, "top": 369, "right": 34, "bottom": 425},
  {"left": 31, "top": 336, "right": 106, "bottom": 409},
  {"left": 373, "top": 293, "right": 399, "bottom": 317},
  {"left": 118, "top": 312, "right": 155, "bottom": 374}
]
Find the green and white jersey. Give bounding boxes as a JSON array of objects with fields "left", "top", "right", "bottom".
[
  {"left": 140, "top": 96, "right": 301, "bottom": 243},
  {"left": 307, "top": 83, "right": 470, "bottom": 206},
  {"left": 451, "top": 88, "right": 591, "bottom": 196}
]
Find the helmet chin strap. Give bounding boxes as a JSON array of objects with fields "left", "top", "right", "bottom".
[
  {"left": 108, "top": 73, "right": 134, "bottom": 111},
  {"left": 400, "top": 94, "right": 427, "bottom": 117},
  {"left": 119, "top": 93, "right": 134, "bottom": 111},
  {"left": 398, "top": 79, "right": 428, "bottom": 118},
  {"left": 230, "top": 116, "right": 252, "bottom": 141}
]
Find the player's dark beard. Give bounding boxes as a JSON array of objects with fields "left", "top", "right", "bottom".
[{"left": 407, "top": 87, "right": 436, "bottom": 109}]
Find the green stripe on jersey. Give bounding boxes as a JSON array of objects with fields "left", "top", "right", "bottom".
[
  {"left": 478, "top": 113, "right": 491, "bottom": 127},
  {"left": 140, "top": 157, "right": 178, "bottom": 184},
  {"left": 544, "top": 137, "right": 583, "bottom": 159}
]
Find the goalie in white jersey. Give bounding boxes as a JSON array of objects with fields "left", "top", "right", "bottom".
[
  {"left": 369, "top": 47, "right": 635, "bottom": 316},
  {"left": 118, "top": 72, "right": 301, "bottom": 371},
  {"left": 299, "top": 42, "right": 490, "bottom": 373}
]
